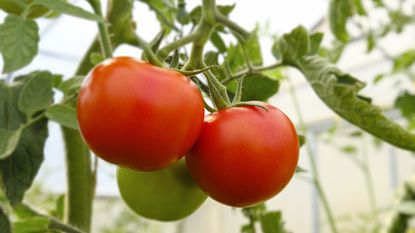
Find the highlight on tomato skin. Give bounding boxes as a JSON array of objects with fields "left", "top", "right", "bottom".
[
  {"left": 77, "top": 56, "right": 205, "bottom": 171},
  {"left": 116, "top": 159, "right": 208, "bottom": 222},
  {"left": 185, "top": 103, "right": 299, "bottom": 208}
]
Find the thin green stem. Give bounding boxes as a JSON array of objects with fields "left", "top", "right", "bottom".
[
  {"left": 361, "top": 135, "right": 378, "bottom": 231},
  {"left": 49, "top": 218, "right": 86, "bottom": 233},
  {"left": 288, "top": 78, "right": 339, "bottom": 233},
  {"left": 202, "top": 0, "right": 217, "bottom": 25},
  {"left": 157, "top": 32, "right": 199, "bottom": 61},
  {"left": 87, "top": 0, "right": 113, "bottom": 59},
  {"left": 221, "top": 63, "right": 284, "bottom": 84},
  {"left": 15, "top": 204, "right": 86, "bottom": 233},
  {"left": 132, "top": 34, "right": 163, "bottom": 67},
  {"left": 215, "top": 12, "right": 250, "bottom": 40},
  {"left": 62, "top": 128, "right": 93, "bottom": 232}
]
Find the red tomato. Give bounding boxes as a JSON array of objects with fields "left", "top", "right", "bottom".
[
  {"left": 186, "top": 104, "right": 299, "bottom": 207},
  {"left": 77, "top": 57, "right": 204, "bottom": 171}
]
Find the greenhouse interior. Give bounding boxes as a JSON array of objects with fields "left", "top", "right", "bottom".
[{"left": 0, "top": 0, "right": 415, "bottom": 233}]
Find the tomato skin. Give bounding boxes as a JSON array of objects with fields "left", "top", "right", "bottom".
[
  {"left": 77, "top": 57, "right": 204, "bottom": 171},
  {"left": 186, "top": 104, "right": 299, "bottom": 207},
  {"left": 117, "top": 160, "right": 207, "bottom": 221},
  {"left": 0, "top": 0, "right": 50, "bottom": 18}
]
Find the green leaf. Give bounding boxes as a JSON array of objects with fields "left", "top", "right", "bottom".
[
  {"left": 308, "top": 32, "right": 324, "bottom": 55},
  {"left": 393, "top": 50, "right": 415, "bottom": 73},
  {"left": 271, "top": 39, "right": 281, "bottom": 60},
  {"left": 138, "top": 0, "right": 178, "bottom": 32},
  {"left": 204, "top": 51, "right": 226, "bottom": 81},
  {"left": 279, "top": 26, "right": 310, "bottom": 65},
  {"left": 229, "top": 74, "right": 279, "bottom": 102},
  {"left": 18, "top": 71, "right": 54, "bottom": 118},
  {"left": 32, "top": 0, "right": 104, "bottom": 22},
  {"left": 280, "top": 26, "right": 415, "bottom": 152},
  {"left": 367, "top": 32, "right": 376, "bottom": 53},
  {"left": 226, "top": 33, "right": 262, "bottom": 73},
  {"left": 241, "top": 224, "right": 255, "bottom": 233},
  {"left": 329, "top": 0, "right": 354, "bottom": 42},
  {"left": 260, "top": 211, "right": 289, "bottom": 233},
  {"left": 340, "top": 145, "right": 358, "bottom": 154},
  {"left": 298, "top": 134, "right": 306, "bottom": 147},
  {"left": 90, "top": 52, "right": 104, "bottom": 66},
  {"left": 0, "top": 77, "right": 49, "bottom": 206},
  {"left": 353, "top": 0, "right": 367, "bottom": 15},
  {"left": 0, "top": 128, "right": 22, "bottom": 160},
  {"left": 319, "top": 40, "right": 346, "bottom": 63},
  {"left": 189, "top": 4, "right": 235, "bottom": 26},
  {"left": 0, "top": 15, "right": 39, "bottom": 73},
  {"left": 210, "top": 31, "right": 227, "bottom": 53},
  {"left": 0, "top": 207, "right": 11, "bottom": 233},
  {"left": 57, "top": 76, "right": 84, "bottom": 95},
  {"left": 373, "top": 74, "right": 384, "bottom": 84},
  {"left": 13, "top": 216, "right": 50, "bottom": 233},
  {"left": 295, "top": 166, "right": 307, "bottom": 173},
  {"left": 242, "top": 204, "right": 266, "bottom": 221},
  {"left": 176, "top": 1, "right": 190, "bottom": 25},
  {"left": 46, "top": 104, "right": 78, "bottom": 130},
  {"left": 50, "top": 195, "right": 64, "bottom": 220},
  {"left": 395, "top": 92, "right": 415, "bottom": 129},
  {"left": 13, "top": 204, "right": 38, "bottom": 219}
]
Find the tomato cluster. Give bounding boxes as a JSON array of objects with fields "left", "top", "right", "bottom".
[{"left": 77, "top": 57, "right": 299, "bottom": 221}]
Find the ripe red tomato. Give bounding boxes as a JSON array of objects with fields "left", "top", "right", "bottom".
[
  {"left": 186, "top": 103, "right": 299, "bottom": 207},
  {"left": 77, "top": 57, "right": 204, "bottom": 171},
  {"left": 117, "top": 160, "right": 207, "bottom": 221}
]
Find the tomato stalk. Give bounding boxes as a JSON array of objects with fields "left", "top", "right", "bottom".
[
  {"left": 221, "top": 63, "right": 284, "bottom": 84},
  {"left": 62, "top": 1, "right": 138, "bottom": 231},
  {"left": 86, "top": 0, "right": 113, "bottom": 59},
  {"left": 62, "top": 127, "right": 93, "bottom": 232},
  {"left": 288, "top": 78, "right": 339, "bottom": 233},
  {"left": 133, "top": 34, "right": 164, "bottom": 67}
]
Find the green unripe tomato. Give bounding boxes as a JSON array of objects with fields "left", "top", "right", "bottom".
[
  {"left": 0, "top": 0, "right": 50, "bottom": 18},
  {"left": 117, "top": 160, "right": 207, "bottom": 221}
]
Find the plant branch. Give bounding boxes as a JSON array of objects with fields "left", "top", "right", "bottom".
[
  {"left": 86, "top": 0, "right": 113, "bottom": 59},
  {"left": 215, "top": 12, "right": 250, "bottom": 40},
  {"left": 157, "top": 32, "right": 200, "bottom": 61},
  {"left": 15, "top": 204, "right": 86, "bottom": 233},
  {"left": 49, "top": 218, "right": 86, "bottom": 233},
  {"left": 132, "top": 34, "right": 164, "bottom": 67},
  {"left": 221, "top": 63, "right": 284, "bottom": 84}
]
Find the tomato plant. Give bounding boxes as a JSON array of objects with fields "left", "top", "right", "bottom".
[
  {"left": 77, "top": 56, "right": 204, "bottom": 171},
  {"left": 117, "top": 159, "right": 207, "bottom": 221},
  {"left": 0, "top": 0, "right": 49, "bottom": 18},
  {"left": 186, "top": 104, "right": 299, "bottom": 207},
  {"left": 1, "top": 0, "right": 415, "bottom": 233}
]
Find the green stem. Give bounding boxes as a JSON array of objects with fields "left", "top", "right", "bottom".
[
  {"left": 215, "top": 12, "right": 250, "bottom": 40},
  {"left": 49, "top": 218, "right": 86, "bottom": 233},
  {"left": 361, "top": 136, "right": 378, "bottom": 230},
  {"left": 87, "top": 0, "right": 113, "bottom": 59},
  {"left": 132, "top": 34, "right": 163, "bottom": 67},
  {"left": 62, "top": 127, "right": 93, "bottom": 232},
  {"left": 288, "top": 78, "right": 339, "bottom": 233},
  {"left": 157, "top": 32, "right": 199, "bottom": 61},
  {"left": 221, "top": 63, "right": 283, "bottom": 84},
  {"left": 75, "top": 38, "right": 101, "bottom": 74}
]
